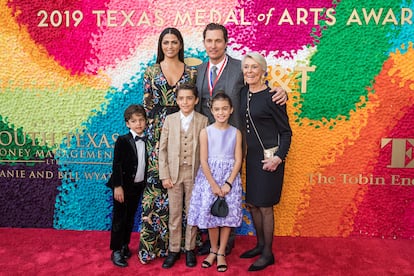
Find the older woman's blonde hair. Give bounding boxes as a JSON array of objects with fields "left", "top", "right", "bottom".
[{"left": 241, "top": 52, "right": 267, "bottom": 72}]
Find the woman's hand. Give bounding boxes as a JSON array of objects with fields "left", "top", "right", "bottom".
[
  {"left": 262, "top": 156, "right": 282, "bottom": 172},
  {"left": 220, "top": 182, "right": 231, "bottom": 196},
  {"left": 212, "top": 184, "right": 224, "bottom": 197}
]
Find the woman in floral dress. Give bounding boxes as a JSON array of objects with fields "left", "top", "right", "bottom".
[{"left": 138, "top": 27, "right": 196, "bottom": 264}]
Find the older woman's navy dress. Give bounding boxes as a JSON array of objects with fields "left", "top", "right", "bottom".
[{"left": 240, "top": 86, "right": 292, "bottom": 207}]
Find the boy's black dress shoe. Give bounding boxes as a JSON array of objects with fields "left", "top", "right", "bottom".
[
  {"left": 121, "top": 245, "right": 131, "bottom": 259},
  {"left": 248, "top": 254, "right": 275, "bottom": 271},
  {"left": 162, "top": 251, "right": 180, "bottom": 268},
  {"left": 111, "top": 250, "right": 128, "bottom": 267},
  {"left": 185, "top": 250, "right": 197, "bottom": 267}
]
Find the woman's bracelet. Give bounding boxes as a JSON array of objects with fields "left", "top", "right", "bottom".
[{"left": 225, "top": 180, "right": 232, "bottom": 190}]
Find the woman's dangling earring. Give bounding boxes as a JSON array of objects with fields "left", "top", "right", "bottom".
[{"left": 261, "top": 75, "right": 265, "bottom": 84}]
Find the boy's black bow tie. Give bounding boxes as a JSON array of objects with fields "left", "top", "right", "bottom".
[{"left": 135, "top": 136, "right": 146, "bottom": 142}]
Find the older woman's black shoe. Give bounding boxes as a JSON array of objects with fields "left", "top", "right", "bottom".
[
  {"left": 247, "top": 254, "right": 275, "bottom": 271},
  {"left": 239, "top": 246, "right": 263, "bottom": 258}
]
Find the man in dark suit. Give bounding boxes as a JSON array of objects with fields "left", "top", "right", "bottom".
[
  {"left": 195, "top": 23, "right": 288, "bottom": 255},
  {"left": 106, "top": 104, "right": 147, "bottom": 267}
]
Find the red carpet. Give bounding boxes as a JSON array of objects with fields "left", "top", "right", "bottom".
[{"left": 0, "top": 228, "right": 413, "bottom": 275}]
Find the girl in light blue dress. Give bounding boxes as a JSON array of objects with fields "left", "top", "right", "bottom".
[{"left": 188, "top": 92, "right": 243, "bottom": 272}]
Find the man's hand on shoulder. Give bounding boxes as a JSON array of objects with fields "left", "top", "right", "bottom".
[{"left": 270, "top": 86, "right": 288, "bottom": 105}]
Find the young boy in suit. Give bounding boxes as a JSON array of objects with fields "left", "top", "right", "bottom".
[
  {"left": 106, "top": 104, "right": 147, "bottom": 267},
  {"left": 158, "top": 83, "right": 208, "bottom": 268}
]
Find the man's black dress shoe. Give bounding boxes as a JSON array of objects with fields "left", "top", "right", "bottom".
[
  {"left": 248, "top": 254, "right": 275, "bottom": 271},
  {"left": 111, "top": 250, "right": 128, "bottom": 267},
  {"left": 239, "top": 246, "right": 263, "bottom": 258},
  {"left": 225, "top": 238, "right": 235, "bottom": 255},
  {"left": 225, "top": 230, "right": 236, "bottom": 255},
  {"left": 185, "top": 250, "right": 197, "bottom": 267},
  {"left": 162, "top": 251, "right": 180, "bottom": 268},
  {"left": 198, "top": 240, "right": 211, "bottom": 255},
  {"left": 121, "top": 245, "right": 131, "bottom": 259}
]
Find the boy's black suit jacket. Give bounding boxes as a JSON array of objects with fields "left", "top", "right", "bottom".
[{"left": 106, "top": 132, "right": 147, "bottom": 193}]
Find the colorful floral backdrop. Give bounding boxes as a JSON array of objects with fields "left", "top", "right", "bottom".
[{"left": 1, "top": 0, "right": 413, "bottom": 239}]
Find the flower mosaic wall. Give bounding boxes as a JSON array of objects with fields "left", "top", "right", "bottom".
[{"left": 1, "top": 0, "right": 413, "bottom": 239}]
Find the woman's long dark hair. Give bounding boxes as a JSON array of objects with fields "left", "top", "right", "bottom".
[{"left": 156, "top": 27, "right": 185, "bottom": 64}]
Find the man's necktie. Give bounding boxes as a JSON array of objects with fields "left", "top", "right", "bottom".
[{"left": 211, "top": 65, "right": 217, "bottom": 82}]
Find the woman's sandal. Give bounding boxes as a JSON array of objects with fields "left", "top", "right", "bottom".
[
  {"left": 216, "top": 253, "right": 228, "bottom": 272},
  {"left": 201, "top": 250, "right": 217, "bottom": 268}
]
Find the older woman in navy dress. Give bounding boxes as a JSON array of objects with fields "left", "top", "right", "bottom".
[{"left": 239, "top": 52, "right": 292, "bottom": 272}]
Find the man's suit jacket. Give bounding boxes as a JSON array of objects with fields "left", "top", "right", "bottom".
[
  {"left": 158, "top": 111, "right": 208, "bottom": 184},
  {"left": 196, "top": 55, "right": 244, "bottom": 129},
  {"left": 106, "top": 132, "right": 147, "bottom": 193}
]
